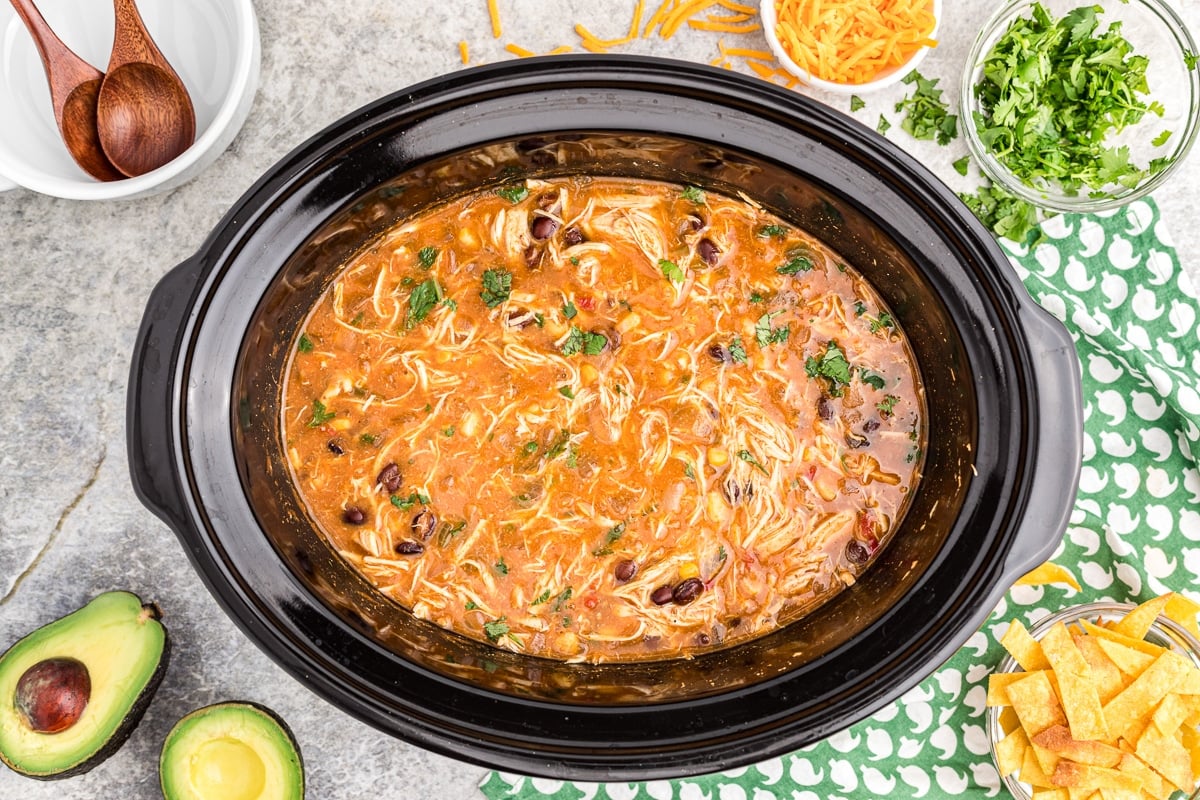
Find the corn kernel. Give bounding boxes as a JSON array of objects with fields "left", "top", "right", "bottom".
[
  {"left": 699, "top": 379, "right": 717, "bottom": 394},
  {"left": 658, "top": 368, "right": 675, "bottom": 387},
  {"left": 708, "top": 447, "right": 729, "bottom": 467},
  {"left": 458, "top": 228, "right": 477, "bottom": 248},
  {"left": 616, "top": 312, "right": 642, "bottom": 335},
  {"left": 435, "top": 349, "right": 453, "bottom": 364},
  {"left": 554, "top": 631, "right": 580, "bottom": 655},
  {"left": 679, "top": 562, "right": 700, "bottom": 580},
  {"left": 328, "top": 417, "right": 352, "bottom": 431},
  {"left": 581, "top": 364, "right": 599, "bottom": 384},
  {"left": 706, "top": 491, "right": 732, "bottom": 524}
]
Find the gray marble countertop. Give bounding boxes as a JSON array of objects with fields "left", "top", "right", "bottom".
[{"left": 2, "top": 1, "right": 1198, "bottom": 798}]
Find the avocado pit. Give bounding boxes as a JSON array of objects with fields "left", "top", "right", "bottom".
[{"left": 14, "top": 658, "right": 91, "bottom": 734}]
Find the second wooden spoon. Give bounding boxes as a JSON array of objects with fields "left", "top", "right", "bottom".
[
  {"left": 8, "top": 0, "right": 122, "bottom": 181},
  {"left": 96, "top": 0, "right": 195, "bottom": 178}
]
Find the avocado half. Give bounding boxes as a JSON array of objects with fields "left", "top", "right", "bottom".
[
  {"left": 160, "top": 701, "right": 304, "bottom": 800},
  {"left": 0, "top": 590, "right": 169, "bottom": 779}
]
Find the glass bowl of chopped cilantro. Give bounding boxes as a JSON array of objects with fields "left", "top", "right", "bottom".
[{"left": 962, "top": 0, "right": 1200, "bottom": 212}]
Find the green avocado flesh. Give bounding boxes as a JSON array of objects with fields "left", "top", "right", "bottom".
[
  {"left": 0, "top": 590, "right": 168, "bottom": 779},
  {"left": 160, "top": 702, "right": 304, "bottom": 800}
]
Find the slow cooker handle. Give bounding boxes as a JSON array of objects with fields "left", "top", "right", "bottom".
[
  {"left": 997, "top": 303, "right": 1084, "bottom": 586},
  {"left": 127, "top": 254, "right": 201, "bottom": 533}
]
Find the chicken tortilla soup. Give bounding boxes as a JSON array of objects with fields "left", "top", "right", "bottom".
[{"left": 282, "top": 177, "right": 926, "bottom": 662}]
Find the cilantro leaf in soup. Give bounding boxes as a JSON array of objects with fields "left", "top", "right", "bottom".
[
  {"left": 560, "top": 326, "right": 607, "bottom": 357},
  {"left": 860, "top": 370, "right": 886, "bottom": 391},
  {"left": 417, "top": 246, "right": 438, "bottom": 269},
  {"left": 480, "top": 269, "right": 512, "bottom": 308},
  {"left": 756, "top": 224, "right": 788, "bottom": 239},
  {"left": 307, "top": 400, "right": 335, "bottom": 427},
  {"left": 562, "top": 300, "right": 578, "bottom": 319},
  {"left": 297, "top": 333, "right": 314, "bottom": 353},
  {"left": 496, "top": 185, "right": 529, "bottom": 203},
  {"left": 406, "top": 278, "right": 443, "bottom": 328},
  {"left": 659, "top": 258, "right": 685, "bottom": 284},
  {"left": 729, "top": 336, "right": 747, "bottom": 364},
  {"left": 805, "top": 341, "right": 853, "bottom": 396},
  {"left": 681, "top": 185, "right": 705, "bottom": 204},
  {"left": 754, "top": 312, "right": 789, "bottom": 347},
  {"left": 483, "top": 618, "right": 510, "bottom": 642}
]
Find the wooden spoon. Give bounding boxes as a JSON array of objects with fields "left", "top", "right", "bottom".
[
  {"left": 96, "top": 0, "right": 195, "bottom": 177},
  {"left": 8, "top": 0, "right": 123, "bottom": 181}
]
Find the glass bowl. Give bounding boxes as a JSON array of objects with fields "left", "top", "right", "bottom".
[
  {"left": 987, "top": 601, "right": 1200, "bottom": 800},
  {"left": 761, "top": 0, "right": 941, "bottom": 95},
  {"left": 961, "top": 0, "right": 1200, "bottom": 213}
]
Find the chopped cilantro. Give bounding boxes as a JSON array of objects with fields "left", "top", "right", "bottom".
[
  {"left": 614, "top": 383, "right": 627, "bottom": 396},
  {"left": 558, "top": 385, "right": 575, "bottom": 399},
  {"left": 551, "top": 587, "right": 573, "bottom": 612},
  {"left": 483, "top": 618, "right": 510, "bottom": 642},
  {"left": 390, "top": 491, "right": 430, "bottom": 510},
  {"left": 754, "top": 312, "right": 790, "bottom": 347},
  {"left": 805, "top": 341, "right": 854, "bottom": 396},
  {"left": 850, "top": 94, "right": 865, "bottom": 112},
  {"left": 480, "top": 269, "right": 512, "bottom": 308},
  {"left": 756, "top": 224, "right": 788, "bottom": 238},
  {"left": 659, "top": 258, "right": 685, "bottom": 284},
  {"left": 297, "top": 333, "right": 314, "bottom": 353},
  {"left": 749, "top": 292, "right": 766, "bottom": 304},
  {"left": 494, "top": 558, "right": 509, "bottom": 576},
  {"left": 853, "top": 299, "right": 867, "bottom": 317},
  {"left": 531, "top": 589, "right": 552, "bottom": 606},
  {"left": 437, "top": 520, "right": 467, "bottom": 547},
  {"left": 860, "top": 370, "right": 887, "bottom": 391},
  {"left": 729, "top": 336, "right": 748, "bottom": 364},
  {"left": 496, "top": 185, "right": 529, "bottom": 203},
  {"left": 569, "top": 255, "right": 581, "bottom": 266},
  {"left": 359, "top": 432, "right": 381, "bottom": 446},
  {"left": 465, "top": 600, "right": 478, "bottom": 611},
  {"left": 681, "top": 185, "right": 706, "bottom": 204},
  {"left": 952, "top": 155, "right": 971, "bottom": 176},
  {"left": 973, "top": 3, "right": 1166, "bottom": 196},
  {"left": 562, "top": 300, "right": 578, "bottom": 319},
  {"left": 878, "top": 394, "right": 900, "bottom": 416},
  {"left": 959, "top": 183, "right": 1049, "bottom": 244},
  {"left": 406, "top": 278, "right": 443, "bottom": 328},
  {"left": 441, "top": 297, "right": 457, "bottom": 310},
  {"left": 350, "top": 311, "right": 366, "bottom": 326},
  {"left": 522, "top": 441, "right": 539, "bottom": 455},
  {"left": 896, "top": 70, "right": 957, "bottom": 145},
  {"left": 442, "top": 425, "right": 456, "bottom": 437},
  {"left": 877, "top": 114, "right": 892, "bottom": 134},
  {"left": 683, "top": 461, "right": 696, "bottom": 480},
  {"left": 869, "top": 312, "right": 896, "bottom": 334},
  {"left": 1151, "top": 130, "right": 1172, "bottom": 148},
  {"left": 1186, "top": 50, "right": 1198, "bottom": 70},
  {"left": 561, "top": 326, "right": 607, "bottom": 356},
  {"left": 592, "top": 522, "right": 626, "bottom": 556},
  {"left": 533, "top": 312, "right": 545, "bottom": 328},
  {"left": 417, "top": 246, "right": 438, "bottom": 269},
  {"left": 737, "top": 449, "right": 770, "bottom": 477},
  {"left": 717, "top": 545, "right": 728, "bottom": 563},
  {"left": 777, "top": 253, "right": 814, "bottom": 275},
  {"left": 307, "top": 400, "right": 335, "bottom": 427}
]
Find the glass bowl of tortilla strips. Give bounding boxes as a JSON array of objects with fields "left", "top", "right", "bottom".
[{"left": 987, "top": 593, "right": 1200, "bottom": 800}]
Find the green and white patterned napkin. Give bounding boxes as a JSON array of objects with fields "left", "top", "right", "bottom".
[{"left": 479, "top": 198, "right": 1200, "bottom": 800}]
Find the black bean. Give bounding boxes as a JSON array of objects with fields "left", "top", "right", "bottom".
[
  {"left": 721, "top": 479, "right": 743, "bottom": 506},
  {"left": 680, "top": 214, "right": 705, "bottom": 234},
  {"left": 727, "top": 616, "right": 742, "bottom": 629},
  {"left": 695, "top": 632, "right": 712, "bottom": 647},
  {"left": 614, "top": 559, "right": 638, "bottom": 583},
  {"left": 411, "top": 509, "right": 437, "bottom": 540},
  {"left": 562, "top": 226, "right": 585, "bottom": 246},
  {"left": 342, "top": 506, "right": 366, "bottom": 525},
  {"left": 817, "top": 396, "right": 834, "bottom": 421},
  {"left": 862, "top": 419, "right": 881, "bottom": 433},
  {"left": 530, "top": 216, "right": 559, "bottom": 240},
  {"left": 326, "top": 438, "right": 345, "bottom": 456},
  {"left": 523, "top": 244, "right": 543, "bottom": 268},
  {"left": 672, "top": 577, "right": 704, "bottom": 605},
  {"left": 845, "top": 539, "right": 871, "bottom": 565},
  {"left": 536, "top": 192, "right": 558, "bottom": 210},
  {"left": 697, "top": 238, "right": 720, "bottom": 266},
  {"left": 845, "top": 431, "right": 870, "bottom": 449},
  {"left": 707, "top": 343, "right": 730, "bottom": 364},
  {"left": 650, "top": 585, "right": 675, "bottom": 605},
  {"left": 376, "top": 463, "right": 402, "bottom": 494},
  {"left": 395, "top": 540, "right": 425, "bottom": 556}
]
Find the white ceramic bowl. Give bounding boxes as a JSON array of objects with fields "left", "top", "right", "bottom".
[
  {"left": 761, "top": 0, "right": 942, "bottom": 95},
  {"left": 0, "top": 0, "right": 259, "bottom": 200}
]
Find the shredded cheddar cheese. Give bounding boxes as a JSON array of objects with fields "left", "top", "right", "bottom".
[
  {"left": 772, "top": 0, "right": 937, "bottom": 85},
  {"left": 459, "top": 40, "right": 470, "bottom": 65},
  {"left": 487, "top": 0, "right": 502, "bottom": 38}
]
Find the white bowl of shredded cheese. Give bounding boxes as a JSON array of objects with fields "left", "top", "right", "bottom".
[{"left": 761, "top": 0, "right": 942, "bottom": 94}]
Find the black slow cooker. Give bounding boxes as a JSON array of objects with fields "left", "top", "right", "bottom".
[{"left": 128, "top": 56, "right": 1082, "bottom": 780}]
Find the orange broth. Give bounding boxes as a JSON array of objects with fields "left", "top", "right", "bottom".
[{"left": 282, "top": 177, "right": 925, "bottom": 662}]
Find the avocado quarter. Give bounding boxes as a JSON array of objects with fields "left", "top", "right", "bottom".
[
  {"left": 0, "top": 590, "right": 169, "bottom": 779},
  {"left": 160, "top": 701, "right": 304, "bottom": 800}
]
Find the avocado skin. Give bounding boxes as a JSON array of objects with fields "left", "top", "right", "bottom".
[
  {"left": 160, "top": 700, "right": 305, "bottom": 800},
  {"left": 0, "top": 593, "right": 170, "bottom": 780}
]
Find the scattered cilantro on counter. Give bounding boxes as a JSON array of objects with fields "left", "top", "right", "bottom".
[
  {"left": 953, "top": 155, "right": 971, "bottom": 176},
  {"left": 958, "top": 183, "right": 1052, "bottom": 245},
  {"left": 850, "top": 94, "right": 865, "bottom": 112},
  {"left": 896, "top": 70, "right": 957, "bottom": 145},
  {"left": 877, "top": 115, "right": 891, "bottom": 135}
]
